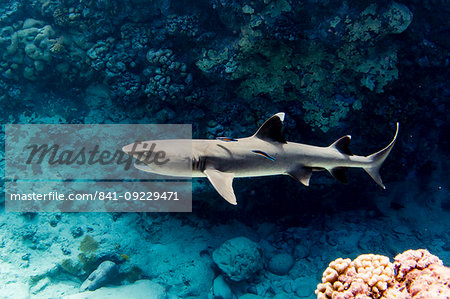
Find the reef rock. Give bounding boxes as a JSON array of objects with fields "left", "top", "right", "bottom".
[
  {"left": 267, "top": 252, "right": 294, "bottom": 275},
  {"left": 80, "top": 260, "right": 118, "bottom": 291},
  {"left": 210, "top": 275, "right": 234, "bottom": 299},
  {"left": 213, "top": 237, "right": 263, "bottom": 282}
]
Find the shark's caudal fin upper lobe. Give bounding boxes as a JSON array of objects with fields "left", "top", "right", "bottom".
[{"left": 363, "top": 123, "right": 399, "bottom": 189}]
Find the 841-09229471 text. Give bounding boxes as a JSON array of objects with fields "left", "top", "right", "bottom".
[{"left": 8, "top": 191, "right": 180, "bottom": 201}]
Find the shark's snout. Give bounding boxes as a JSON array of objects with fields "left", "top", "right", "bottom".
[
  {"left": 122, "top": 141, "right": 152, "bottom": 154},
  {"left": 122, "top": 143, "right": 135, "bottom": 154},
  {"left": 122, "top": 144, "right": 131, "bottom": 154}
]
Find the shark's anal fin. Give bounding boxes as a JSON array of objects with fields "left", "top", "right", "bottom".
[
  {"left": 287, "top": 166, "right": 313, "bottom": 186},
  {"left": 253, "top": 112, "right": 287, "bottom": 143},
  {"left": 203, "top": 168, "right": 237, "bottom": 205}
]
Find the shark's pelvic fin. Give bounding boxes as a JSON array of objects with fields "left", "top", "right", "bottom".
[
  {"left": 329, "top": 135, "right": 353, "bottom": 155},
  {"left": 364, "top": 122, "right": 399, "bottom": 189},
  {"left": 203, "top": 168, "right": 237, "bottom": 205},
  {"left": 252, "top": 112, "right": 287, "bottom": 143},
  {"left": 329, "top": 167, "right": 348, "bottom": 183},
  {"left": 287, "top": 166, "right": 313, "bottom": 186}
]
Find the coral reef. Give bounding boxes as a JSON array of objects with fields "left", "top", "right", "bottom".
[
  {"left": 316, "top": 249, "right": 450, "bottom": 299},
  {"left": 166, "top": 15, "right": 199, "bottom": 38},
  {"left": 193, "top": 1, "right": 414, "bottom": 132},
  {"left": 0, "top": 19, "right": 57, "bottom": 81},
  {"left": 144, "top": 48, "right": 191, "bottom": 102},
  {"left": 0, "top": 0, "right": 418, "bottom": 132},
  {"left": 385, "top": 249, "right": 450, "bottom": 298},
  {"left": 316, "top": 254, "right": 393, "bottom": 298},
  {"left": 0, "top": 0, "right": 427, "bottom": 137}
]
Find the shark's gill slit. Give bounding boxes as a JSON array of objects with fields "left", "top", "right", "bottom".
[{"left": 192, "top": 157, "right": 207, "bottom": 172}]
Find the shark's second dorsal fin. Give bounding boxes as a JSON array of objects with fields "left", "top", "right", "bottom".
[
  {"left": 329, "top": 135, "right": 353, "bottom": 155},
  {"left": 203, "top": 168, "right": 237, "bottom": 205},
  {"left": 253, "top": 112, "right": 287, "bottom": 143}
]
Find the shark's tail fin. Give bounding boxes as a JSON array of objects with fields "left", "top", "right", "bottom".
[{"left": 364, "top": 123, "right": 399, "bottom": 189}]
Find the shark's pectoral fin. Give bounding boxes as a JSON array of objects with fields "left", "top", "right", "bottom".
[
  {"left": 203, "top": 168, "right": 237, "bottom": 205},
  {"left": 329, "top": 167, "right": 348, "bottom": 184},
  {"left": 287, "top": 166, "right": 313, "bottom": 186}
]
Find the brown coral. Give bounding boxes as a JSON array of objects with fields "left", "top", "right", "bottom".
[
  {"left": 390, "top": 249, "right": 450, "bottom": 298},
  {"left": 316, "top": 254, "right": 393, "bottom": 299},
  {"left": 316, "top": 250, "right": 450, "bottom": 299},
  {"left": 315, "top": 257, "right": 353, "bottom": 298},
  {"left": 393, "top": 249, "right": 443, "bottom": 281}
]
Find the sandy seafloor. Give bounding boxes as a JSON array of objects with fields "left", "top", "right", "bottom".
[{"left": 0, "top": 185, "right": 449, "bottom": 299}]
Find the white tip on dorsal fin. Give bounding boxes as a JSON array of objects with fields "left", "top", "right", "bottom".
[
  {"left": 252, "top": 112, "right": 286, "bottom": 143},
  {"left": 203, "top": 168, "right": 237, "bottom": 205}
]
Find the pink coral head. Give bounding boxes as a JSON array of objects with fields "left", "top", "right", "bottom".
[{"left": 394, "top": 249, "right": 443, "bottom": 280}]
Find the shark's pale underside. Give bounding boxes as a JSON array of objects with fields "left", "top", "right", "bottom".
[{"left": 123, "top": 113, "right": 399, "bottom": 205}]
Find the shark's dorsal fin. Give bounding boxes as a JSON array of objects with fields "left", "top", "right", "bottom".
[
  {"left": 203, "top": 168, "right": 237, "bottom": 205},
  {"left": 287, "top": 166, "right": 313, "bottom": 186},
  {"left": 253, "top": 112, "right": 287, "bottom": 143},
  {"left": 329, "top": 135, "right": 352, "bottom": 155}
]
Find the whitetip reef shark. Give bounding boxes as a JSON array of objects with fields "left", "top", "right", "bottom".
[{"left": 123, "top": 113, "right": 399, "bottom": 205}]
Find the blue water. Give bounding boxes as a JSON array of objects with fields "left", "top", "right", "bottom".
[{"left": 0, "top": 0, "right": 448, "bottom": 298}]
